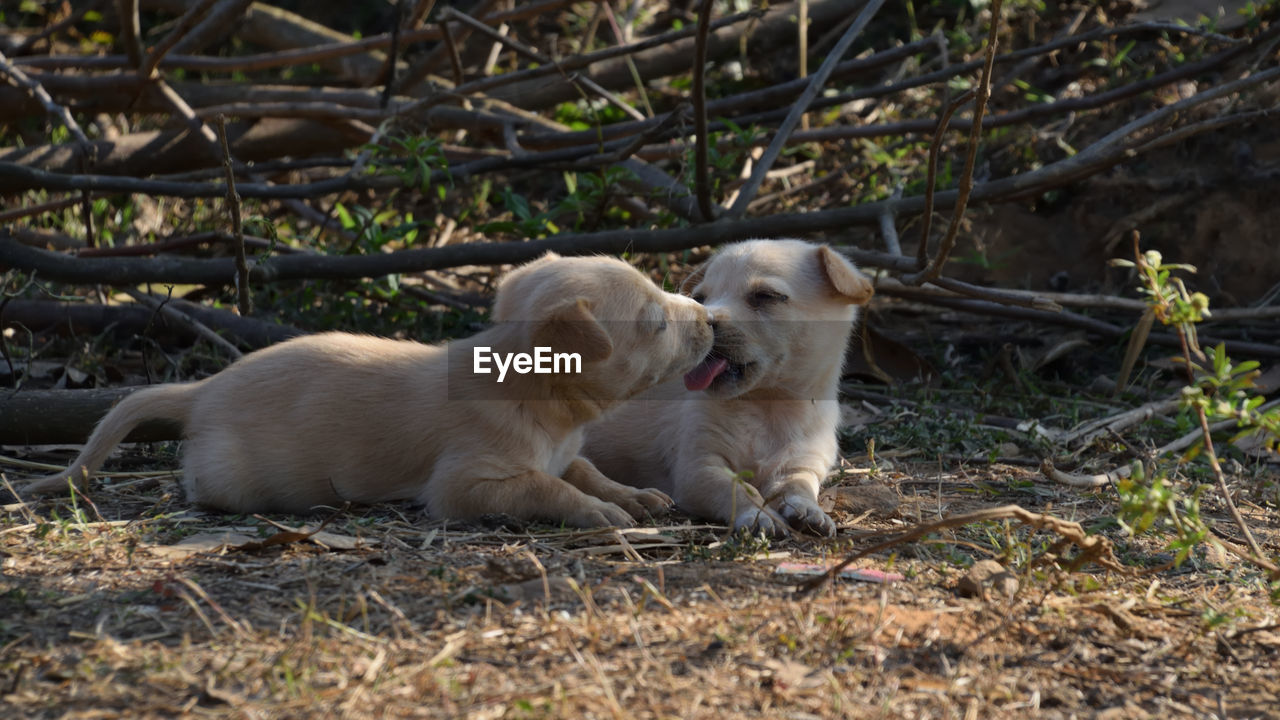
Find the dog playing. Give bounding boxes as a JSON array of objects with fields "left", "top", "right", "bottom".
[
  {"left": 25, "top": 253, "right": 712, "bottom": 528},
  {"left": 583, "top": 239, "right": 874, "bottom": 536}
]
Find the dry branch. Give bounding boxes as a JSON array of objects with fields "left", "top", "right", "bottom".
[
  {"left": 170, "top": 0, "right": 256, "bottom": 56},
  {"left": 691, "top": 0, "right": 717, "bottom": 223},
  {"left": 907, "top": 0, "right": 999, "bottom": 282},
  {"left": 488, "top": 0, "right": 868, "bottom": 110},
  {"left": 0, "top": 50, "right": 92, "bottom": 150},
  {"left": 798, "top": 504, "right": 1131, "bottom": 596},
  {"left": 0, "top": 297, "right": 301, "bottom": 348},
  {"left": 514, "top": 19, "right": 1253, "bottom": 153},
  {"left": 1040, "top": 459, "right": 1131, "bottom": 489},
  {"left": 1061, "top": 398, "right": 1182, "bottom": 447},
  {"left": 214, "top": 116, "right": 251, "bottom": 316},
  {"left": 116, "top": 0, "right": 143, "bottom": 67},
  {"left": 873, "top": 288, "right": 1280, "bottom": 360},
  {"left": 121, "top": 289, "right": 244, "bottom": 360},
  {"left": 724, "top": 0, "right": 886, "bottom": 219},
  {"left": 142, "top": 0, "right": 389, "bottom": 82},
  {"left": 0, "top": 387, "right": 182, "bottom": 445},
  {"left": 142, "top": 0, "right": 224, "bottom": 76}
]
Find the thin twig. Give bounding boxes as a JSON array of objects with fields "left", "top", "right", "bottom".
[
  {"left": 440, "top": 19, "right": 464, "bottom": 88},
  {"left": 406, "top": 0, "right": 437, "bottom": 29},
  {"left": 116, "top": 0, "right": 142, "bottom": 67},
  {"left": 439, "top": 5, "right": 643, "bottom": 122},
  {"left": 449, "top": 8, "right": 760, "bottom": 98},
  {"left": 514, "top": 20, "right": 1243, "bottom": 151},
  {"left": 868, "top": 272, "right": 1059, "bottom": 312},
  {"left": 155, "top": 78, "right": 221, "bottom": 153},
  {"left": 379, "top": 0, "right": 405, "bottom": 107},
  {"left": 0, "top": 196, "right": 85, "bottom": 224},
  {"left": 440, "top": 6, "right": 542, "bottom": 60},
  {"left": 0, "top": 47, "right": 99, "bottom": 250},
  {"left": 692, "top": 0, "right": 717, "bottom": 222},
  {"left": 598, "top": 0, "right": 654, "bottom": 118},
  {"left": 215, "top": 116, "right": 251, "bottom": 316},
  {"left": 904, "top": 0, "right": 1003, "bottom": 285},
  {"left": 123, "top": 288, "right": 243, "bottom": 359},
  {"left": 140, "top": 0, "right": 225, "bottom": 79},
  {"left": 915, "top": 88, "right": 974, "bottom": 268},
  {"left": 393, "top": 0, "right": 550, "bottom": 94},
  {"left": 0, "top": 50, "right": 92, "bottom": 147},
  {"left": 1191, "top": 359, "right": 1266, "bottom": 560},
  {"left": 725, "top": 0, "right": 886, "bottom": 219},
  {"left": 168, "top": 0, "right": 256, "bottom": 57}
]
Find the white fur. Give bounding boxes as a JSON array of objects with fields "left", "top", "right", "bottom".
[
  {"left": 26, "top": 253, "right": 712, "bottom": 528},
  {"left": 582, "top": 239, "right": 874, "bottom": 536}
]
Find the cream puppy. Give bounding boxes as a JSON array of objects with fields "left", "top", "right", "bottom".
[
  {"left": 583, "top": 239, "right": 873, "bottom": 536},
  {"left": 26, "top": 253, "right": 712, "bottom": 528}
]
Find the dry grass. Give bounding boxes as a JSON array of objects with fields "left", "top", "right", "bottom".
[{"left": 3, "top": 460, "right": 1278, "bottom": 719}]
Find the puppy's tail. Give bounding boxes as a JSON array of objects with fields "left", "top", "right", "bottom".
[{"left": 23, "top": 383, "right": 200, "bottom": 496}]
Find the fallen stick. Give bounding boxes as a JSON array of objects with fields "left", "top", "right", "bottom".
[
  {"left": 0, "top": 297, "right": 301, "bottom": 349},
  {"left": 1060, "top": 397, "right": 1182, "bottom": 446},
  {"left": 1039, "top": 459, "right": 1132, "bottom": 489},
  {"left": 796, "top": 504, "right": 1131, "bottom": 596},
  {"left": 0, "top": 387, "right": 181, "bottom": 445}
]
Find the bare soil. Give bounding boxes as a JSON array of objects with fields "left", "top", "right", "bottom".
[{"left": 3, "top": 456, "right": 1278, "bottom": 719}]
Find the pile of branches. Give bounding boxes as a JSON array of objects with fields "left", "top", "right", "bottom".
[{"left": 2, "top": 0, "right": 1279, "bottom": 358}]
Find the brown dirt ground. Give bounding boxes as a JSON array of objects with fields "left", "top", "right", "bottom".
[{"left": 2, "top": 458, "right": 1278, "bottom": 719}]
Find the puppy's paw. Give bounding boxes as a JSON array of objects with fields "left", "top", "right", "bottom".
[
  {"left": 569, "top": 499, "right": 637, "bottom": 529},
  {"left": 732, "top": 506, "right": 792, "bottom": 538},
  {"left": 617, "top": 488, "right": 674, "bottom": 519},
  {"left": 773, "top": 494, "right": 836, "bottom": 537}
]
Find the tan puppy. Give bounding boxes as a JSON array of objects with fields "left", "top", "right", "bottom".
[
  {"left": 25, "top": 253, "right": 712, "bottom": 528},
  {"left": 583, "top": 240, "right": 873, "bottom": 536}
]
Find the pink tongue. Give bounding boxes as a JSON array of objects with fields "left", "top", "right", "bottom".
[{"left": 683, "top": 357, "right": 729, "bottom": 392}]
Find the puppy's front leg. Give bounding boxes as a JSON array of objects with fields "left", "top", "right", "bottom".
[
  {"left": 562, "top": 458, "right": 673, "bottom": 520},
  {"left": 676, "top": 462, "right": 790, "bottom": 537},
  {"left": 432, "top": 470, "right": 636, "bottom": 528},
  {"left": 759, "top": 469, "right": 836, "bottom": 537}
]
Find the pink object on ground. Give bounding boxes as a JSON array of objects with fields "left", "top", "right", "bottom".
[{"left": 774, "top": 561, "right": 905, "bottom": 584}]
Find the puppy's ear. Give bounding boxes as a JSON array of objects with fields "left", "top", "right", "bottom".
[
  {"left": 817, "top": 246, "right": 874, "bottom": 305},
  {"left": 533, "top": 298, "right": 613, "bottom": 363},
  {"left": 680, "top": 262, "right": 708, "bottom": 296}
]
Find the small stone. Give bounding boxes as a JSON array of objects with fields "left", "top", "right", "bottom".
[{"left": 956, "top": 559, "right": 1019, "bottom": 600}]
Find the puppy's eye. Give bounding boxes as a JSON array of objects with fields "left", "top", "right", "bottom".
[
  {"left": 656, "top": 317, "right": 668, "bottom": 332},
  {"left": 748, "top": 289, "right": 788, "bottom": 309},
  {"left": 691, "top": 293, "right": 707, "bottom": 304}
]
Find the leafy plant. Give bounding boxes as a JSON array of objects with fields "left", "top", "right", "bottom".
[
  {"left": 1110, "top": 243, "right": 1280, "bottom": 587},
  {"left": 364, "top": 133, "right": 450, "bottom": 199}
]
